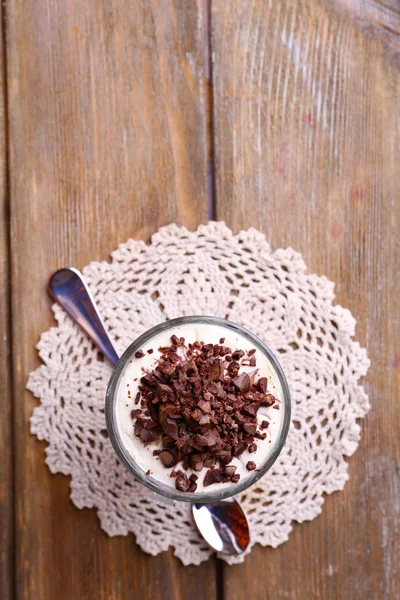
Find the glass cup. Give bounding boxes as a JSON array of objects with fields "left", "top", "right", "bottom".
[{"left": 105, "top": 316, "right": 291, "bottom": 502}]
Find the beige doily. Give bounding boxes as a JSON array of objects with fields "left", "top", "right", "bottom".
[{"left": 27, "top": 222, "right": 370, "bottom": 565}]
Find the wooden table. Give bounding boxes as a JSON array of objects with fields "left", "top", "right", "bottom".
[{"left": 1, "top": 1, "right": 399, "bottom": 598}]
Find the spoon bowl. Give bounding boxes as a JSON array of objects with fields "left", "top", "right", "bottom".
[{"left": 192, "top": 498, "right": 250, "bottom": 555}]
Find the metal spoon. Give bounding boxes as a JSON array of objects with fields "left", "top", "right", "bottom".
[
  {"left": 192, "top": 498, "right": 250, "bottom": 555},
  {"left": 49, "top": 267, "right": 251, "bottom": 555}
]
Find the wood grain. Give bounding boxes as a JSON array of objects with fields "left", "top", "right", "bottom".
[
  {"left": 0, "top": 2, "right": 13, "bottom": 597},
  {"left": 7, "top": 1, "right": 213, "bottom": 598},
  {"left": 327, "top": 0, "right": 400, "bottom": 65},
  {"left": 212, "top": 0, "right": 400, "bottom": 598}
]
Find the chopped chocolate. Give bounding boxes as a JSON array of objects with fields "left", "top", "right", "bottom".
[
  {"left": 198, "top": 399, "right": 211, "bottom": 413},
  {"left": 246, "top": 461, "right": 256, "bottom": 471},
  {"left": 216, "top": 450, "right": 231, "bottom": 465},
  {"left": 248, "top": 443, "right": 257, "bottom": 453},
  {"left": 208, "top": 359, "right": 222, "bottom": 381},
  {"left": 261, "top": 420, "right": 270, "bottom": 429},
  {"left": 227, "top": 361, "right": 240, "bottom": 375},
  {"left": 233, "top": 441, "right": 248, "bottom": 457},
  {"left": 161, "top": 433, "right": 175, "bottom": 448},
  {"left": 249, "top": 354, "right": 257, "bottom": 367},
  {"left": 243, "top": 402, "right": 260, "bottom": 417},
  {"left": 232, "top": 350, "right": 245, "bottom": 361},
  {"left": 147, "top": 348, "right": 154, "bottom": 354},
  {"left": 190, "top": 453, "right": 205, "bottom": 472},
  {"left": 224, "top": 465, "right": 237, "bottom": 478},
  {"left": 203, "top": 468, "right": 227, "bottom": 486},
  {"left": 138, "top": 427, "right": 161, "bottom": 443},
  {"left": 258, "top": 377, "right": 268, "bottom": 393},
  {"left": 188, "top": 481, "right": 197, "bottom": 492},
  {"left": 233, "top": 373, "right": 250, "bottom": 393},
  {"left": 147, "top": 399, "right": 159, "bottom": 422},
  {"left": 158, "top": 404, "right": 181, "bottom": 439},
  {"left": 248, "top": 349, "right": 256, "bottom": 356},
  {"left": 261, "top": 393, "right": 276, "bottom": 407},
  {"left": 146, "top": 469, "right": 151, "bottom": 475},
  {"left": 131, "top": 409, "right": 142, "bottom": 419},
  {"left": 159, "top": 448, "right": 181, "bottom": 468},
  {"left": 243, "top": 423, "right": 257, "bottom": 436},
  {"left": 134, "top": 350, "right": 145, "bottom": 358},
  {"left": 194, "top": 430, "right": 222, "bottom": 448},
  {"left": 191, "top": 408, "right": 203, "bottom": 422},
  {"left": 231, "top": 473, "right": 240, "bottom": 483},
  {"left": 199, "top": 414, "right": 211, "bottom": 425},
  {"left": 175, "top": 472, "right": 190, "bottom": 492},
  {"left": 219, "top": 338, "right": 225, "bottom": 344}
]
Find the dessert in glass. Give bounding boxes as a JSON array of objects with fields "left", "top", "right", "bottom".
[{"left": 106, "top": 316, "right": 290, "bottom": 502}]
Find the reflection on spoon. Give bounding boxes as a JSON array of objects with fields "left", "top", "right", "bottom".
[{"left": 192, "top": 498, "right": 250, "bottom": 555}]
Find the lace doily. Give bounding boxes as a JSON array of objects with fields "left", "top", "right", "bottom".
[{"left": 27, "top": 222, "right": 370, "bottom": 565}]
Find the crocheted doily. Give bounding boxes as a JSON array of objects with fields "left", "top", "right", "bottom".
[{"left": 27, "top": 222, "right": 370, "bottom": 565}]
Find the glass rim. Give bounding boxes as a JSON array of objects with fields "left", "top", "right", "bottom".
[{"left": 105, "top": 315, "right": 291, "bottom": 503}]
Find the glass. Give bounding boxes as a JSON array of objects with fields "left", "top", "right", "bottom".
[{"left": 106, "top": 316, "right": 291, "bottom": 503}]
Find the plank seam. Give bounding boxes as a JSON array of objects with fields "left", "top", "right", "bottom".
[
  {"left": 1, "top": 1, "right": 15, "bottom": 598},
  {"left": 204, "top": 0, "right": 216, "bottom": 221}
]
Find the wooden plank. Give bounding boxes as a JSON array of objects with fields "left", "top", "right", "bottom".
[
  {"left": 212, "top": 0, "right": 400, "bottom": 598},
  {"left": 7, "top": 1, "right": 214, "bottom": 598},
  {"left": 0, "top": 1, "right": 13, "bottom": 597}
]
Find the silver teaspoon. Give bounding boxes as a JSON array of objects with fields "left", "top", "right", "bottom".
[{"left": 49, "top": 267, "right": 251, "bottom": 556}]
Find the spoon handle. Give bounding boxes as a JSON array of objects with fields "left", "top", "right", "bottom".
[{"left": 49, "top": 268, "right": 120, "bottom": 366}]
